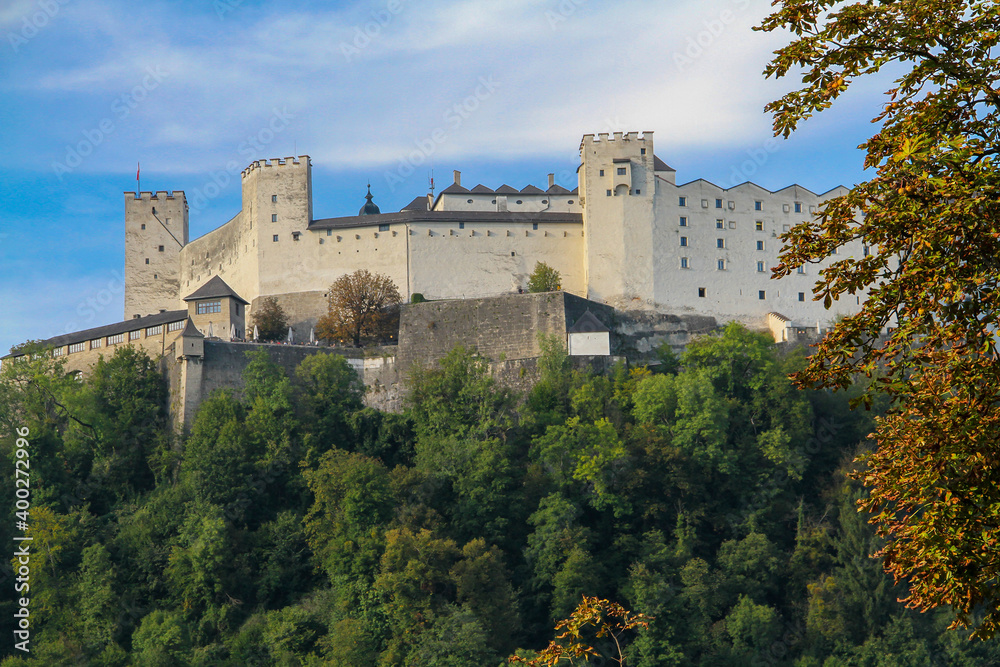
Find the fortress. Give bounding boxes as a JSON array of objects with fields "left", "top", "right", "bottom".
[
  {"left": 124, "top": 130, "right": 864, "bottom": 338},
  {"left": 6, "top": 131, "right": 866, "bottom": 426}
]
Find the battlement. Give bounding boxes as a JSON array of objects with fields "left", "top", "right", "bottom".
[
  {"left": 580, "top": 131, "right": 652, "bottom": 151},
  {"left": 241, "top": 156, "right": 310, "bottom": 179},
  {"left": 126, "top": 190, "right": 187, "bottom": 201}
]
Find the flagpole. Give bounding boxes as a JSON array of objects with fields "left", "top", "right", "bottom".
[{"left": 137, "top": 162, "right": 140, "bottom": 194}]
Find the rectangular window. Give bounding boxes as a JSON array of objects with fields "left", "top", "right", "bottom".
[
  {"left": 794, "top": 202, "right": 802, "bottom": 213},
  {"left": 757, "top": 261, "right": 765, "bottom": 272},
  {"left": 599, "top": 169, "right": 605, "bottom": 177},
  {"left": 90, "top": 338, "right": 102, "bottom": 349},
  {"left": 379, "top": 223, "right": 390, "bottom": 232},
  {"left": 617, "top": 167, "right": 627, "bottom": 175},
  {"left": 168, "top": 320, "right": 185, "bottom": 332},
  {"left": 755, "top": 220, "right": 764, "bottom": 231},
  {"left": 640, "top": 148, "right": 646, "bottom": 155},
  {"left": 158, "top": 245, "right": 164, "bottom": 252},
  {"left": 863, "top": 245, "right": 870, "bottom": 257},
  {"left": 717, "top": 259, "right": 726, "bottom": 270},
  {"left": 680, "top": 257, "right": 689, "bottom": 269},
  {"left": 797, "top": 266, "right": 805, "bottom": 274},
  {"left": 145, "top": 258, "right": 149, "bottom": 264},
  {"left": 680, "top": 236, "right": 688, "bottom": 247},
  {"left": 799, "top": 292, "right": 805, "bottom": 301},
  {"left": 759, "top": 290, "right": 766, "bottom": 300},
  {"left": 272, "top": 214, "right": 278, "bottom": 222},
  {"left": 635, "top": 189, "right": 640, "bottom": 195},
  {"left": 129, "top": 329, "right": 141, "bottom": 340},
  {"left": 52, "top": 346, "right": 64, "bottom": 357},
  {"left": 140, "top": 224, "right": 145, "bottom": 230},
  {"left": 716, "top": 219, "right": 724, "bottom": 229},
  {"left": 679, "top": 217, "right": 687, "bottom": 227},
  {"left": 273, "top": 235, "right": 279, "bottom": 242},
  {"left": 606, "top": 190, "right": 612, "bottom": 197},
  {"left": 532, "top": 222, "right": 539, "bottom": 230},
  {"left": 146, "top": 325, "right": 162, "bottom": 336},
  {"left": 69, "top": 342, "right": 85, "bottom": 354},
  {"left": 107, "top": 333, "right": 124, "bottom": 345},
  {"left": 272, "top": 194, "right": 277, "bottom": 202},
  {"left": 197, "top": 301, "right": 222, "bottom": 315},
  {"left": 698, "top": 287, "right": 706, "bottom": 298},
  {"left": 728, "top": 221, "right": 736, "bottom": 229},
  {"left": 679, "top": 196, "right": 687, "bottom": 206},
  {"left": 757, "top": 240, "right": 765, "bottom": 250},
  {"left": 327, "top": 229, "right": 332, "bottom": 236},
  {"left": 755, "top": 201, "right": 762, "bottom": 211},
  {"left": 715, "top": 198, "right": 723, "bottom": 208},
  {"left": 716, "top": 238, "right": 725, "bottom": 249}
]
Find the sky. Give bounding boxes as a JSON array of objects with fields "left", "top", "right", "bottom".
[{"left": 0, "top": 0, "right": 894, "bottom": 356}]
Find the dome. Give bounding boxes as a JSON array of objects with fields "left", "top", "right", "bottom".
[{"left": 359, "top": 184, "right": 381, "bottom": 215}]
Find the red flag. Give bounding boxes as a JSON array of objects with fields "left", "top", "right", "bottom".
[{"left": 136, "top": 162, "right": 140, "bottom": 182}]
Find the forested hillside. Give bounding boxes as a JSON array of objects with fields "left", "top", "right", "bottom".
[{"left": 1, "top": 325, "right": 997, "bottom": 665}]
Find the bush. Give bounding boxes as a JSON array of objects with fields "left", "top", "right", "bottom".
[{"left": 411, "top": 293, "right": 427, "bottom": 304}]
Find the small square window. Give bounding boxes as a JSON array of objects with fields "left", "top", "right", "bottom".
[
  {"left": 698, "top": 287, "right": 706, "bottom": 298},
  {"left": 717, "top": 259, "right": 726, "bottom": 270},
  {"left": 716, "top": 238, "right": 725, "bottom": 249},
  {"left": 757, "top": 261, "right": 765, "bottom": 272},
  {"left": 272, "top": 214, "right": 278, "bottom": 222},
  {"left": 755, "top": 201, "right": 762, "bottom": 211},
  {"left": 680, "top": 257, "right": 689, "bottom": 269},
  {"left": 715, "top": 198, "right": 723, "bottom": 208},
  {"left": 272, "top": 195, "right": 277, "bottom": 202},
  {"left": 640, "top": 148, "right": 646, "bottom": 155},
  {"left": 599, "top": 169, "right": 605, "bottom": 177},
  {"left": 728, "top": 221, "right": 736, "bottom": 229},
  {"left": 532, "top": 222, "right": 538, "bottom": 230},
  {"left": 679, "top": 216, "right": 687, "bottom": 227},
  {"left": 701, "top": 199, "right": 709, "bottom": 208},
  {"left": 679, "top": 196, "right": 687, "bottom": 206},
  {"left": 617, "top": 167, "right": 627, "bottom": 175},
  {"left": 379, "top": 223, "right": 390, "bottom": 232},
  {"left": 140, "top": 224, "right": 145, "bottom": 230},
  {"left": 153, "top": 274, "right": 157, "bottom": 279},
  {"left": 273, "top": 235, "right": 279, "bottom": 242},
  {"left": 797, "top": 266, "right": 805, "bottom": 274},
  {"left": 757, "top": 240, "right": 765, "bottom": 251},
  {"left": 794, "top": 202, "right": 802, "bottom": 213},
  {"left": 327, "top": 229, "right": 332, "bottom": 236},
  {"left": 158, "top": 245, "right": 164, "bottom": 252},
  {"left": 798, "top": 292, "right": 805, "bottom": 302},
  {"left": 635, "top": 189, "right": 640, "bottom": 195},
  {"left": 606, "top": 190, "right": 612, "bottom": 197},
  {"left": 755, "top": 220, "right": 764, "bottom": 231},
  {"left": 783, "top": 224, "right": 790, "bottom": 232},
  {"left": 680, "top": 236, "right": 688, "bottom": 247},
  {"left": 459, "top": 222, "right": 465, "bottom": 229},
  {"left": 716, "top": 220, "right": 724, "bottom": 229},
  {"left": 759, "top": 290, "right": 766, "bottom": 300},
  {"left": 511, "top": 251, "right": 515, "bottom": 257}
]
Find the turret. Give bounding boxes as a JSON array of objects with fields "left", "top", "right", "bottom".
[{"left": 124, "top": 190, "right": 189, "bottom": 318}]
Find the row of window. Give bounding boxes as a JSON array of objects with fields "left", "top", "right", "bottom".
[
  {"left": 678, "top": 256, "right": 806, "bottom": 274},
  {"left": 47, "top": 320, "right": 190, "bottom": 357},
  {"left": 680, "top": 237, "right": 769, "bottom": 250},
  {"left": 678, "top": 196, "right": 809, "bottom": 213},
  {"left": 598, "top": 168, "right": 630, "bottom": 176},
  {"left": 692, "top": 287, "right": 808, "bottom": 301},
  {"left": 680, "top": 218, "right": 787, "bottom": 233}
]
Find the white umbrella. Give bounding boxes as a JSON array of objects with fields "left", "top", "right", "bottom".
[
  {"left": 287, "top": 326, "right": 294, "bottom": 344},
  {"left": 253, "top": 325, "right": 259, "bottom": 341},
  {"left": 309, "top": 327, "right": 316, "bottom": 344},
  {"left": 230, "top": 323, "right": 236, "bottom": 340},
  {"left": 207, "top": 322, "right": 214, "bottom": 338}
]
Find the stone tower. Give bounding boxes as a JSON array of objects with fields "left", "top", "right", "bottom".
[
  {"left": 124, "top": 191, "right": 189, "bottom": 318},
  {"left": 578, "top": 131, "right": 656, "bottom": 307}
]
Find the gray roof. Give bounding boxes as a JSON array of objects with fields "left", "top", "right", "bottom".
[
  {"left": 3, "top": 309, "right": 188, "bottom": 359},
  {"left": 182, "top": 319, "right": 204, "bottom": 337},
  {"left": 470, "top": 184, "right": 494, "bottom": 194},
  {"left": 440, "top": 183, "right": 470, "bottom": 194},
  {"left": 547, "top": 184, "right": 572, "bottom": 195},
  {"left": 401, "top": 196, "right": 429, "bottom": 211},
  {"left": 183, "top": 276, "right": 248, "bottom": 304},
  {"left": 568, "top": 310, "right": 610, "bottom": 333},
  {"left": 495, "top": 184, "right": 519, "bottom": 194},
  {"left": 653, "top": 155, "right": 675, "bottom": 172},
  {"left": 310, "top": 209, "right": 583, "bottom": 230},
  {"left": 520, "top": 184, "right": 545, "bottom": 194}
]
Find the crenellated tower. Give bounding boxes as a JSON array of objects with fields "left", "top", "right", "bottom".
[
  {"left": 124, "top": 191, "right": 189, "bottom": 318},
  {"left": 579, "top": 131, "right": 656, "bottom": 307}
]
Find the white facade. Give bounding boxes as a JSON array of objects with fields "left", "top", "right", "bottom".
[{"left": 123, "top": 131, "right": 865, "bottom": 340}]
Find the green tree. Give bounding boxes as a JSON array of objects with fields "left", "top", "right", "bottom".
[
  {"left": 251, "top": 296, "right": 289, "bottom": 342},
  {"left": 758, "top": 0, "right": 1000, "bottom": 636},
  {"left": 527, "top": 262, "right": 561, "bottom": 293}
]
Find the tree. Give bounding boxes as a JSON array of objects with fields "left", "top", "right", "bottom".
[
  {"left": 251, "top": 296, "right": 289, "bottom": 342},
  {"left": 527, "top": 262, "right": 560, "bottom": 293},
  {"left": 316, "top": 269, "right": 401, "bottom": 346},
  {"left": 758, "top": 0, "right": 1000, "bottom": 637}
]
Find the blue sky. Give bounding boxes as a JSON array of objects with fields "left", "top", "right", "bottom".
[{"left": 0, "top": 0, "right": 890, "bottom": 355}]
